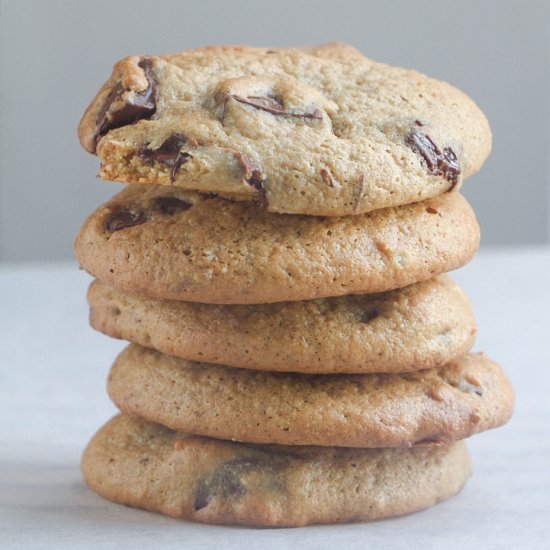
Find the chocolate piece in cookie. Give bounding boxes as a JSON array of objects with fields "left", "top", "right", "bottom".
[
  {"left": 193, "top": 454, "right": 288, "bottom": 511},
  {"left": 406, "top": 121, "right": 461, "bottom": 190},
  {"left": 152, "top": 196, "right": 192, "bottom": 215},
  {"left": 194, "top": 459, "right": 247, "bottom": 510},
  {"left": 105, "top": 208, "right": 147, "bottom": 232},
  {"left": 230, "top": 95, "right": 323, "bottom": 120},
  {"left": 232, "top": 152, "right": 268, "bottom": 207},
  {"left": 91, "top": 58, "right": 158, "bottom": 152},
  {"left": 360, "top": 308, "right": 381, "bottom": 324},
  {"left": 139, "top": 133, "right": 192, "bottom": 183}
]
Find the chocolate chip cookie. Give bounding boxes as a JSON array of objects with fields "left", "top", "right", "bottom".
[
  {"left": 78, "top": 43, "right": 491, "bottom": 216},
  {"left": 82, "top": 414, "right": 471, "bottom": 526},
  {"left": 88, "top": 276, "right": 476, "bottom": 374},
  {"left": 108, "top": 345, "right": 514, "bottom": 448},
  {"left": 75, "top": 184, "right": 480, "bottom": 304}
]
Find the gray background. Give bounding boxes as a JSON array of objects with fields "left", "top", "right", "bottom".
[{"left": 1, "top": 0, "right": 548, "bottom": 262}]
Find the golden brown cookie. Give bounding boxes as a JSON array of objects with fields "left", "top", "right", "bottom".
[
  {"left": 78, "top": 43, "right": 491, "bottom": 216},
  {"left": 82, "top": 414, "right": 471, "bottom": 526},
  {"left": 88, "top": 276, "right": 476, "bottom": 374},
  {"left": 108, "top": 346, "right": 514, "bottom": 448},
  {"left": 75, "top": 185, "right": 479, "bottom": 304}
]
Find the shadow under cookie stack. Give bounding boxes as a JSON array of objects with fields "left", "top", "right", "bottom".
[{"left": 75, "top": 44, "right": 514, "bottom": 527}]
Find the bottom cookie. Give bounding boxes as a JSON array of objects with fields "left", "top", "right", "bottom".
[{"left": 82, "top": 414, "right": 471, "bottom": 527}]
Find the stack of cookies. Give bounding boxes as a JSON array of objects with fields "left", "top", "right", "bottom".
[{"left": 75, "top": 44, "right": 514, "bottom": 527}]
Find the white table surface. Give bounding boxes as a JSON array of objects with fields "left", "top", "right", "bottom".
[{"left": 1, "top": 247, "right": 549, "bottom": 549}]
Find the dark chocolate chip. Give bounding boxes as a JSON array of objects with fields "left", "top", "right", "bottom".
[
  {"left": 193, "top": 458, "right": 250, "bottom": 511},
  {"left": 193, "top": 481, "right": 211, "bottom": 511},
  {"left": 93, "top": 58, "right": 159, "bottom": 151},
  {"left": 234, "top": 152, "right": 268, "bottom": 208},
  {"left": 405, "top": 124, "right": 461, "bottom": 190},
  {"left": 106, "top": 209, "right": 147, "bottom": 232},
  {"left": 229, "top": 94, "right": 323, "bottom": 120},
  {"left": 244, "top": 161, "right": 264, "bottom": 188},
  {"left": 235, "top": 95, "right": 323, "bottom": 120},
  {"left": 235, "top": 95, "right": 285, "bottom": 114},
  {"left": 360, "top": 309, "right": 380, "bottom": 323},
  {"left": 139, "top": 133, "right": 192, "bottom": 183},
  {"left": 253, "top": 182, "right": 269, "bottom": 210},
  {"left": 153, "top": 196, "right": 192, "bottom": 215},
  {"left": 193, "top": 454, "right": 288, "bottom": 512},
  {"left": 139, "top": 133, "right": 187, "bottom": 162}
]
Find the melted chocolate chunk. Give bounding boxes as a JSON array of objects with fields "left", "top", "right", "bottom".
[
  {"left": 193, "top": 454, "right": 288, "bottom": 511},
  {"left": 234, "top": 152, "right": 268, "bottom": 208},
  {"left": 194, "top": 471, "right": 246, "bottom": 511},
  {"left": 153, "top": 196, "right": 192, "bottom": 215},
  {"left": 235, "top": 95, "right": 285, "bottom": 114},
  {"left": 93, "top": 58, "right": 158, "bottom": 151},
  {"left": 405, "top": 122, "right": 461, "bottom": 190},
  {"left": 229, "top": 95, "right": 322, "bottom": 120},
  {"left": 360, "top": 309, "right": 380, "bottom": 323},
  {"left": 193, "top": 482, "right": 211, "bottom": 511},
  {"left": 106, "top": 209, "right": 147, "bottom": 232},
  {"left": 193, "top": 457, "right": 256, "bottom": 511},
  {"left": 138, "top": 133, "right": 192, "bottom": 182}
]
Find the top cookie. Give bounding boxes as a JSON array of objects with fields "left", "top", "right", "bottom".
[{"left": 78, "top": 43, "right": 491, "bottom": 216}]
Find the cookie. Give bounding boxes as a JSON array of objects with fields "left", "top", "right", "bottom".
[
  {"left": 75, "top": 185, "right": 479, "bottom": 304},
  {"left": 78, "top": 43, "right": 491, "bottom": 217},
  {"left": 82, "top": 414, "right": 471, "bottom": 526},
  {"left": 108, "top": 345, "right": 514, "bottom": 448},
  {"left": 89, "top": 275, "right": 476, "bottom": 374}
]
